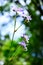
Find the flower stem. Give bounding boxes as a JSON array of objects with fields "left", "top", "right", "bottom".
[
  {"left": 11, "top": 12, "right": 17, "bottom": 44},
  {"left": 14, "top": 24, "right": 23, "bottom": 32}
]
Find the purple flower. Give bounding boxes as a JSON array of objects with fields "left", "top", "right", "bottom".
[
  {"left": 19, "top": 41, "right": 27, "bottom": 51},
  {"left": 13, "top": 7, "right": 24, "bottom": 13},
  {"left": 19, "top": 41, "right": 26, "bottom": 48},
  {"left": 12, "top": 7, "right": 17, "bottom": 12},
  {"left": 17, "top": 8, "right": 24, "bottom": 12},
  {"left": 21, "top": 34, "right": 29, "bottom": 42},
  {"left": 26, "top": 16, "right": 32, "bottom": 20},
  {"left": 13, "top": 7, "right": 32, "bottom": 21}
]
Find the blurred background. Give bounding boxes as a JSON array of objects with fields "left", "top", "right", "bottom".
[{"left": 0, "top": 0, "right": 43, "bottom": 65}]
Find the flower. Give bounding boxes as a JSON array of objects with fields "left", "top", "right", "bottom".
[
  {"left": 19, "top": 41, "right": 27, "bottom": 51},
  {"left": 17, "top": 8, "right": 24, "bottom": 12},
  {"left": 21, "top": 34, "right": 29, "bottom": 42},
  {"left": 13, "top": 7, "right": 24, "bottom": 13},
  {"left": 13, "top": 7, "right": 32, "bottom": 21},
  {"left": 26, "top": 16, "right": 32, "bottom": 20},
  {"left": 19, "top": 41, "right": 26, "bottom": 47}
]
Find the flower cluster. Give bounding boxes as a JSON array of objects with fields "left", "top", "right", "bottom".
[
  {"left": 19, "top": 41, "right": 27, "bottom": 51},
  {"left": 12, "top": 7, "right": 32, "bottom": 21},
  {"left": 21, "top": 34, "right": 29, "bottom": 42},
  {"left": 19, "top": 34, "right": 29, "bottom": 51}
]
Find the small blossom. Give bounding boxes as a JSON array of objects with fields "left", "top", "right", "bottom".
[
  {"left": 19, "top": 41, "right": 27, "bottom": 51},
  {"left": 12, "top": 7, "right": 17, "bottom": 12},
  {"left": 17, "top": 8, "right": 24, "bottom": 12},
  {"left": 19, "top": 41, "right": 26, "bottom": 47},
  {"left": 21, "top": 34, "right": 29, "bottom": 42},
  {"left": 13, "top": 7, "right": 24, "bottom": 13},
  {"left": 26, "top": 16, "right": 32, "bottom": 20},
  {"left": 13, "top": 7, "right": 32, "bottom": 21},
  {"left": 20, "top": 13, "right": 26, "bottom": 17}
]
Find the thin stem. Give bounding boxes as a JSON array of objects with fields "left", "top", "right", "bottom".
[
  {"left": 14, "top": 24, "right": 23, "bottom": 32},
  {"left": 11, "top": 12, "right": 17, "bottom": 44}
]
